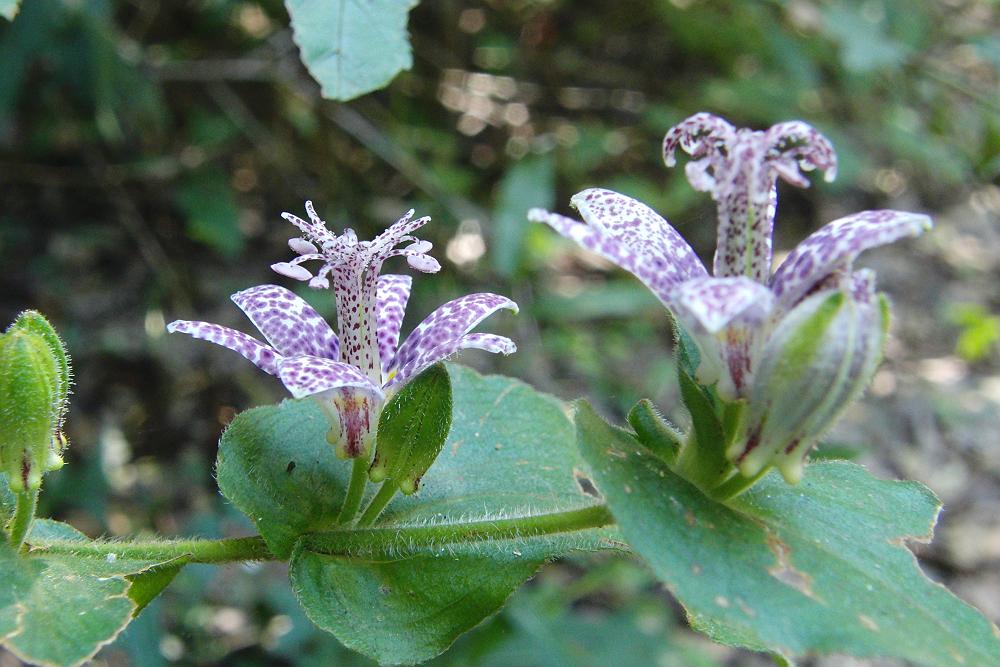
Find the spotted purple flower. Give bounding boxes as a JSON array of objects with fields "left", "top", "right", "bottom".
[
  {"left": 530, "top": 113, "right": 931, "bottom": 483},
  {"left": 169, "top": 204, "right": 517, "bottom": 458}
]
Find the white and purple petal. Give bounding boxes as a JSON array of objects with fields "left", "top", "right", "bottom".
[
  {"left": 231, "top": 285, "right": 340, "bottom": 361},
  {"left": 667, "top": 277, "right": 774, "bottom": 399},
  {"left": 388, "top": 292, "right": 518, "bottom": 389},
  {"left": 529, "top": 189, "right": 707, "bottom": 307},
  {"left": 668, "top": 277, "right": 774, "bottom": 334},
  {"left": 457, "top": 333, "right": 517, "bottom": 356},
  {"left": 770, "top": 210, "right": 932, "bottom": 311},
  {"left": 276, "top": 355, "right": 383, "bottom": 400},
  {"left": 375, "top": 274, "right": 412, "bottom": 376},
  {"left": 166, "top": 320, "right": 280, "bottom": 375}
]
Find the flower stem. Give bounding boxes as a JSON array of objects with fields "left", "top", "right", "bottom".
[
  {"left": 356, "top": 482, "right": 397, "bottom": 527},
  {"left": 337, "top": 457, "right": 369, "bottom": 525},
  {"left": 709, "top": 465, "right": 771, "bottom": 502},
  {"left": 7, "top": 487, "right": 39, "bottom": 551},
  {"left": 28, "top": 535, "right": 275, "bottom": 563},
  {"left": 303, "top": 504, "right": 615, "bottom": 557}
]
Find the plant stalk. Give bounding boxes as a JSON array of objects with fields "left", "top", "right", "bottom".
[
  {"left": 304, "top": 503, "right": 615, "bottom": 557},
  {"left": 7, "top": 487, "right": 39, "bottom": 551},
  {"left": 29, "top": 504, "right": 617, "bottom": 563},
  {"left": 337, "top": 457, "right": 369, "bottom": 525},
  {"left": 29, "top": 535, "right": 275, "bottom": 564},
  {"left": 356, "top": 482, "right": 397, "bottom": 527}
]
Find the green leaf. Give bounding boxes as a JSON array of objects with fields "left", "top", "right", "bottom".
[
  {"left": 290, "top": 550, "right": 541, "bottom": 666},
  {"left": 370, "top": 363, "right": 452, "bottom": 494},
  {"left": 285, "top": 0, "right": 418, "bottom": 101},
  {"left": 574, "top": 402, "right": 1000, "bottom": 666},
  {"left": 216, "top": 397, "right": 352, "bottom": 559},
  {"left": 491, "top": 155, "right": 555, "bottom": 278},
  {"left": 0, "top": 521, "right": 182, "bottom": 667},
  {"left": 125, "top": 560, "right": 187, "bottom": 615},
  {"left": 272, "top": 365, "right": 617, "bottom": 664},
  {"left": 0, "top": 0, "right": 21, "bottom": 21}
]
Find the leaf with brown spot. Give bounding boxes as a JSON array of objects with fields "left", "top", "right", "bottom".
[{"left": 575, "top": 400, "right": 1000, "bottom": 666}]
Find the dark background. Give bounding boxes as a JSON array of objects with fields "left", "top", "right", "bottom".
[{"left": 1, "top": 1, "right": 998, "bottom": 664}]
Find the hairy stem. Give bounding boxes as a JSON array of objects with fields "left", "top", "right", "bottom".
[
  {"left": 356, "top": 482, "right": 397, "bottom": 527},
  {"left": 303, "top": 504, "right": 615, "bottom": 557},
  {"left": 7, "top": 487, "right": 39, "bottom": 551},
  {"left": 29, "top": 535, "right": 275, "bottom": 563},
  {"left": 28, "top": 505, "right": 616, "bottom": 563},
  {"left": 337, "top": 457, "right": 369, "bottom": 525}
]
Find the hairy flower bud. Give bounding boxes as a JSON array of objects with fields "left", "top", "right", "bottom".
[
  {"left": 730, "top": 279, "right": 888, "bottom": 483},
  {"left": 0, "top": 311, "right": 72, "bottom": 491}
]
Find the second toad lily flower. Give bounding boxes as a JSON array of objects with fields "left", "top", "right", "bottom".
[
  {"left": 529, "top": 112, "right": 931, "bottom": 487},
  {"left": 169, "top": 203, "right": 517, "bottom": 459}
]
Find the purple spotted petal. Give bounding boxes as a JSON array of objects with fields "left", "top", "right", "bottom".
[
  {"left": 388, "top": 293, "right": 518, "bottom": 389},
  {"left": 668, "top": 277, "right": 774, "bottom": 399},
  {"left": 771, "top": 210, "right": 932, "bottom": 311},
  {"left": 528, "top": 189, "right": 707, "bottom": 307},
  {"left": 231, "top": 285, "right": 340, "bottom": 361},
  {"left": 668, "top": 277, "right": 774, "bottom": 335},
  {"left": 276, "top": 355, "right": 383, "bottom": 400},
  {"left": 458, "top": 333, "right": 517, "bottom": 355},
  {"left": 375, "top": 274, "right": 412, "bottom": 376},
  {"left": 166, "top": 320, "right": 280, "bottom": 375}
]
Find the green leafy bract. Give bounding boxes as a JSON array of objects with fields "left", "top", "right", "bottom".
[
  {"left": 0, "top": 520, "right": 183, "bottom": 667},
  {"left": 370, "top": 363, "right": 452, "bottom": 494},
  {"left": 575, "top": 402, "right": 1000, "bottom": 666},
  {"left": 284, "top": 0, "right": 418, "bottom": 101}
]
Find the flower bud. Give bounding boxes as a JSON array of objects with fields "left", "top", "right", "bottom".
[
  {"left": 730, "top": 279, "right": 888, "bottom": 483},
  {"left": 0, "top": 311, "right": 72, "bottom": 491}
]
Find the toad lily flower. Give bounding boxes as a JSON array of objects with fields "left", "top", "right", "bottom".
[
  {"left": 529, "top": 112, "right": 931, "bottom": 486},
  {"left": 168, "top": 203, "right": 517, "bottom": 459}
]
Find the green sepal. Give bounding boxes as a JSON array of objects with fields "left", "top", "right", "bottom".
[
  {"left": 369, "top": 363, "right": 453, "bottom": 495},
  {"left": 674, "top": 367, "right": 730, "bottom": 490},
  {"left": 626, "top": 399, "right": 682, "bottom": 466}
]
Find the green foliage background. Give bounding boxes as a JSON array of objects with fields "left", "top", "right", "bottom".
[{"left": 1, "top": 0, "right": 998, "bottom": 664}]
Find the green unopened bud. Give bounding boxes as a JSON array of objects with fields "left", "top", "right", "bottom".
[
  {"left": 0, "top": 311, "right": 72, "bottom": 491},
  {"left": 731, "top": 282, "right": 887, "bottom": 484},
  {"left": 370, "top": 364, "right": 452, "bottom": 495}
]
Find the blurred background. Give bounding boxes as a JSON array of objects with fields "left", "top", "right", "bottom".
[{"left": 1, "top": 0, "right": 999, "bottom": 664}]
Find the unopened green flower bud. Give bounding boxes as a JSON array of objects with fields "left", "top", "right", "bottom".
[
  {"left": 369, "top": 364, "right": 452, "bottom": 495},
  {"left": 730, "top": 277, "right": 888, "bottom": 484},
  {"left": 0, "top": 311, "right": 72, "bottom": 491}
]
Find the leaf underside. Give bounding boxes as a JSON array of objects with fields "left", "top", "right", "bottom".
[
  {"left": 574, "top": 402, "right": 1000, "bottom": 667},
  {"left": 284, "top": 0, "right": 418, "bottom": 101},
  {"left": 0, "top": 519, "right": 183, "bottom": 667}
]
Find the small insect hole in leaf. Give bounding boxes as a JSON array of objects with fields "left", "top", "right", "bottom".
[{"left": 573, "top": 468, "right": 602, "bottom": 499}]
